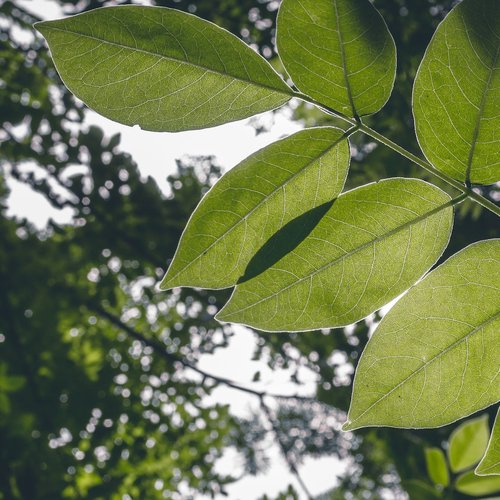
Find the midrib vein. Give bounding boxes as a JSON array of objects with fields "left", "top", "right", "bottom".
[
  {"left": 333, "top": 1, "right": 357, "bottom": 118},
  {"left": 164, "top": 131, "right": 350, "bottom": 285},
  {"left": 349, "top": 309, "right": 500, "bottom": 426},
  {"left": 224, "top": 194, "right": 457, "bottom": 317},
  {"left": 43, "top": 25, "right": 293, "bottom": 97},
  {"left": 465, "top": 43, "right": 499, "bottom": 184}
]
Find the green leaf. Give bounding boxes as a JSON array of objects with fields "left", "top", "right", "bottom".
[
  {"left": 413, "top": 0, "right": 500, "bottom": 185},
  {"left": 217, "top": 178, "right": 454, "bottom": 332},
  {"left": 344, "top": 240, "right": 500, "bottom": 430},
  {"left": 477, "top": 409, "right": 500, "bottom": 476},
  {"left": 277, "top": 0, "right": 396, "bottom": 117},
  {"left": 456, "top": 470, "right": 500, "bottom": 497},
  {"left": 161, "top": 127, "right": 350, "bottom": 289},
  {"left": 425, "top": 448, "right": 450, "bottom": 487},
  {"left": 35, "top": 6, "right": 292, "bottom": 132},
  {"left": 449, "top": 415, "right": 490, "bottom": 473},
  {"left": 402, "top": 480, "right": 442, "bottom": 499}
]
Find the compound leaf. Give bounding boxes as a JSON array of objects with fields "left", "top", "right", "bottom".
[
  {"left": 425, "top": 448, "right": 450, "bottom": 487},
  {"left": 277, "top": 0, "right": 396, "bottom": 117},
  {"left": 161, "top": 127, "right": 350, "bottom": 289},
  {"left": 477, "top": 409, "right": 500, "bottom": 476},
  {"left": 217, "top": 179, "right": 454, "bottom": 332},
  {"left": 413, "top": 0, "right": 500, "bottom": 184},
  {"left": 449, "top": 415, "right": 490, "bottom": 473},
  {"left": 36, "top": 6, "right": 292, "bottom": 132},
  {"left": 345, "top": 240, "right": 500, "bottom": 430},
  {"left": 456, "top": 470, "right": 500, "bottom": 497}
]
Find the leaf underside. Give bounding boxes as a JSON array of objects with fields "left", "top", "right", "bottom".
[
  {"left": 161, "top": 127, "right": 350, "bottom": 290},
  {"left": 448, "top": 415, "right": 490, "bottom": 473},
  {"left": 345, "top": 239, "right": 500, "bottom": 430},
  {"left": 477, "top": 409, "right": 500, "bottom": 476},
  {"left": 217, "top": 178, "right": 453, "bottom": 332},
  {"left": 36, "top": 6, "right": 292, "bottom": 132},
  {"left": 413, "top": 0, "right": 500, "bottom": 184},
  {"left": 277, "top": 0, "right": 396, "bottom": 117}
]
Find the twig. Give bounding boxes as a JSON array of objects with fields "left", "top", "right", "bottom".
[
  {"left": 93, "top": 304, "right": 317, "bottom": 403},
  {"left": 259, "top": 397, "right": 314, "bottom": 500}
]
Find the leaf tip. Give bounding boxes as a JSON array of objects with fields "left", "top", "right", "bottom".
[
  {"left": 33, "top": 20, "right": 52, "bottom": 37},
  {"left": 158, "top": 273, "right": 175, "bottom": 291},
  {"left": 213, "top": 309, "right": 228, "bottom": 324},
  {"left": 214, "top": 297, "right": 238, "bottom": 323},
  {"left": 474, "top": 464, "right": 486, "bottom": 477},
  {"left": 33, "top": 20, "right": 45, "bottom": 34},
  {"left": 341, "top": 420, "right": 354, "bottom": 432}
]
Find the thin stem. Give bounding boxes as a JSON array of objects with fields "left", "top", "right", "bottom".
[
  {"left": 259, "top": 397, "right": 313, "bottom": 500},
  {"left": 450, "top": 193, "right": 469, "bottom": 206},
  {"left": 359, "top": 124, "right": 500, "bottom": 217},
  {"left": 294, "top": 91, "right": 357, "bottom": 127},
  {"left": 94, "top": 304, "right": 317, "bottom": 403},
  {"left": 293, "top": 91, "right": 500, "bottom": 218}
]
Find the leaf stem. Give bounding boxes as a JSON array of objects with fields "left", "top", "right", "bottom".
[
  {"left": 292, "top": 91, "right": 500, "bottom": 218},
  {"left": 293, "top": 91, "right": 358, "bottom": 127},
  {"left": 358, "top": 124, "right": 500, "bottom": 218}
]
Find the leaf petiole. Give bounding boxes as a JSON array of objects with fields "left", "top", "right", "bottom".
[{"left": 293, "top": 91, "right": 500, "bottom": 218}]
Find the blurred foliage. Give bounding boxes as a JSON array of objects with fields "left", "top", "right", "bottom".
[{"left": 0, "top": 0, "right": 498, "bottom": 498}]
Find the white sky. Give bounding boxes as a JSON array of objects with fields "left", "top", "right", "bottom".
[{"left": 6, "top": 1, "right": 348, "bottom": 498}]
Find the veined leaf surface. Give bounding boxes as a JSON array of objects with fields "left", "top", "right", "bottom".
[
  {"left": 217, "top": 178, "right": 454, "bottom": 331},
  {"left": 161, "top": 127, "right": 350, "bottom": 289},
  {"left": 277, "top": 0, "right": 396, "bottom": 117},
  {"left": 477, "top": 409, "right": 500, "bottom": 476},
  {"left": 448, "top": 415, "right": 490, "bottom": 473},
  {"left": 413, "top": 0, "right": 500, "bottom": 184},
  {"left": 345, "top": 240, "right": 500, "bottom": 430},
  {"left": 36, "top": 6, "right": 292, "bottom": 132}
]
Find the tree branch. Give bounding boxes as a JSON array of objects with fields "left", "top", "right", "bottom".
[
  {"left": 93, "top": 304, "right": 318, "bottom": 403},
  {"left": 259, "top": 397, "right": 314, "bottom": 500}
]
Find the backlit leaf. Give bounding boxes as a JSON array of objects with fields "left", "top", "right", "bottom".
[
  {"left": 425, "top": 448, "right": 449, "bottom": 487},
  {"left": 36, "top": 6, "right": 292, "bottom": 132},
  {"left": 456, "top": 470, "right": 500, "bottom": 497},
  {"left": 448, "top": 415, "right": 490, "bottom": 473},
  {"left": 161, "top": 127, "right": 350, "bottom": 289},
  {"left": 277, "top": 0, "right": 396, "bottom": 117},
  {"left": 344, "top": 240, "right": 500, "bottom": 430},
  {"left": 413, "top": 0, "right": 500, "bottom": 184},
  {"left": 217, "top": 179, "right": 454, "bottom": 332},
  {"left": 477, "top": 409, "right": 500, "bottom": 476}
]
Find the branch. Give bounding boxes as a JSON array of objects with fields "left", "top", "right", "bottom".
[
  {"left": 259, "top": 397, "right": 314, "bottom": 500},
  {"left": 93, "top": 304, "right": 317, "bottom": 403}
]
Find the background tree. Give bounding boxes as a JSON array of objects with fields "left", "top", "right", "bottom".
[{"left": 0, "top": 0, "right": 498, "bottom": 498}]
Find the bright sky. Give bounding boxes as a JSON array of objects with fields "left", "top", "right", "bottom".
[{"left": 7, "top": 1, "right": 347, "bottom": 498}]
